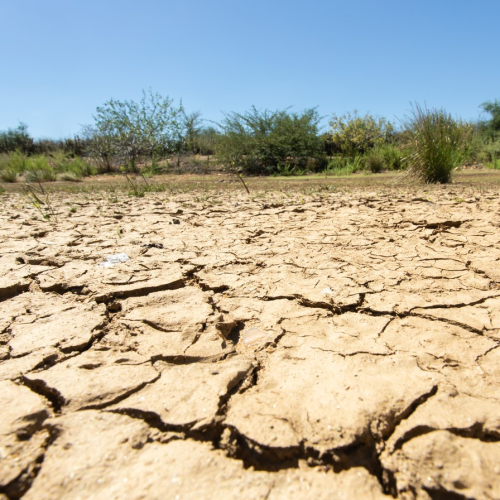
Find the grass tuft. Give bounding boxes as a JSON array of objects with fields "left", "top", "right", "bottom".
[
  {"left": 0, "top": 168, "right": 18, "bottom": 182},
  {"left": 403, "top": 104, "right": 473, "bottom": 183}
]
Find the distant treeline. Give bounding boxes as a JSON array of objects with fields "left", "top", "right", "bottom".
[
  {"left": 0, "top": 123, "right": 89, "bottom": 157},
  {"left": 1, "top": 92, "right": 499, "bottom": 183}
]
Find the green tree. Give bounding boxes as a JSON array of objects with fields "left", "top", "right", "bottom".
[
  {"left": 216, "top": 106, "right": 323, "bottom": 174},
  {"left": 329, "top": 111, "right": 394, "bottom": 157},
  {"left": 171, "top": 110, "right": 205, "bottom": 166},
  {"left": 89, "top": 90, "right": 183, "bottom": 170},
  {"left": 480, "top": 99, "right": 500, "bottom": 132},
  {"left": 476, "top": 100, "right": 500, "bottom": 167},
  {"left": 80, "top": 124, "right": 116, "bottom": 172},
  {"left": 182, "top": 111, "right": 204, "bottom": 154},
  {"left": 0, "top": 123, "right": 34, "bottom": 154},
  {"left": 193, "top": 126, "right": 219, "bottom": 156}
]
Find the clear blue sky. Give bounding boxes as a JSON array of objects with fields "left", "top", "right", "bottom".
[{"left": 1, "top": 0, "right": 498, "bottom": 138}]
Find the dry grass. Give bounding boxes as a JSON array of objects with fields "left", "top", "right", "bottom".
[{"left": 1, "top": 169, "right": 499, "bottom": 198}]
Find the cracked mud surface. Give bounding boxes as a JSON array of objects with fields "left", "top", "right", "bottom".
[{"left": 1, "top": 185, "right": 500, "bottom": 499}]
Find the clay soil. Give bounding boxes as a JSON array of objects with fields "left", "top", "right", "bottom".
[{"left": 1, "top": 173, "right": 500, "bottom": 499}]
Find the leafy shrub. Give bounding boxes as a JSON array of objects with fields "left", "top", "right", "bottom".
[
  {"left": 376, "top": 144, "right": 404, "bottom": 170},
  {"left": 216, "top": 106, "right": 323, "bottom": 175},
  {"left": 271, "top": 163, "right": 307, "bottom": 177},
  {"left": 307, "top": 155, "right": 329, "bottom": 172},
  {"left": 403, "top": 104, "right": 474, "bottom": 183},
  {"left": 487, "top": 158, "right": 500, "bottom": 169},
  {"left": 329, "top": 111, "right": 394, "bottom": 157},
  {"left": 480, "top": 139, "right": 500, "bottom": 169},
  {"left": 347, "top": 156, "right": 366, "bottom": 173},
  {"left": 325, "top": 155, "right": 365, "bottom": 176},
  {"left": 473, "top": 132, "right": 500, "bottom": 165}
]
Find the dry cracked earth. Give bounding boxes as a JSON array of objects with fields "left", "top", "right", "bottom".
[{"left": 1, "top": 185, "right": 500, "bottom": 500}]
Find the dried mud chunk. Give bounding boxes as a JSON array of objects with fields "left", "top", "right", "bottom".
[
  {"left": 23, "top": 411, "right": 151, "bottom": 500},
  {"left": 0, "top": 257, "right": 53, "bottom": 301},
  {"left": 384, "top": 431, "right": 500, "bottom": 500},
  {"left": 26, "top": 411, "right": 389, "bottom": 500},
  {"left": 197, "top": 265, "right": 249, "bottom": 291},
  {"left": 263, "top": 271, "right": 366, "bottom": 310},
  {"left": 110, "top": 358, "right": 253, "bottom": 429},
  {"left": 384, "top": 389, "right": 500, "bottom": 454},
  {"left": 119, "top": 287, "right": 214, "bottom": 358},
  {"left": 92, "top": 265, "right": 185, "bottom": 301},
  {"left": 441, "top": 363, "right": 500, "bottom": 402},
  {"left": 24, "top": 349, "right": 159, "bottom": 411},
  {"left": 215, "top": 296, "right": 327, "bottom": 329},
  {"left": 364, "top": 289, "right": 497, "bottom": 314},
  {"left": 478, "top": 344, "right": 500, "bottom": 376},
  {"left": 279, "top": 312, "right": 392, "bottom": 356},
  {"left": 36, "top": 261, "right": 90, "bottom": 291},
  {"left": 380, "top": 316, "right": 497, "bottom": 369},
  {"left": 469, "top": 260, "right": 500, "bottom": 281},
  {"left": 0, "top": 275, "right": 31, "bottom": 301},
  {"left": 0, "top": 296, "right": 28, "bottom": 334},
  {"left": 0, "top": 380, "right": 50, "bottom": 488},
  {"left": 226, "top": 350, "right": 436, "bottom": 454},
  {"left": 122, "top": 286, "right": 212, "bottom": 332},
  {"left": 9, "top": 294, "right": 105, "bottom": 357},
  {"left": 116, "top": 322, "right": 200, "bottom": 360},
  {"left": 183, "top": 330, "right": 236, "bottom": 359},
  {"left": 215, "top": 320, "right": 238, "bottom": 340},
  {"left": 412, "top": 304, "right": 495, "bottom": 332},
  {"left": 0, "top": 348, "right": 60, "bottom": 381},
  {"left": 485, "top": 297, "right": 500, "bottom": 329},
  {"left": 268, "top": 467, "right": 390, "bottom": 500}
]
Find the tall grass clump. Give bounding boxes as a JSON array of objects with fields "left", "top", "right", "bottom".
[
  {"left": 0, "top": 151, "right": 29, "bottom": 182},
  {"left": 68, "top": 156, "right": 96, "bottom": 177},
  {"left": 0, "top": 154, "right": 16, "bottom": 182},
  {"left": 24, "top": 156, "right": 56, "bottom": 182},
  {"left": 366, "top": 154, "right": 384, "bottom": 173},
  {"left": 50, "top": 152, "right": 95, "bottom": 180},
  {"left": 403, "top": 104, "right": 474, "bottom": 183},
  {"left": 0, "top": 168, "right": 17, "bottom": 182}
]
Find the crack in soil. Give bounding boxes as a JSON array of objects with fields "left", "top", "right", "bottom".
[{"left": 0, "top": 424, "right": 60, "bottom": 500}]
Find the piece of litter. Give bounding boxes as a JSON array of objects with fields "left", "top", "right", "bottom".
[
  {"left": 99, "top": 253, "right": 130, "bottom": 268},
  {"left": 241, "top": 327, "right": 267, "bottom": 345},
  {"left": 321, "top": 287, "right": 334, "bottom": 296}
]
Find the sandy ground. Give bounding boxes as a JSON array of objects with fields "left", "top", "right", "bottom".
[{"left": 1, "top": 183, "right": 500, "bottom": 499}]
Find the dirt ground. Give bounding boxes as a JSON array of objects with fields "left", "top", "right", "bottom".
[{"left": 1, "top": 178, "right": 500, "bottom": 499}]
